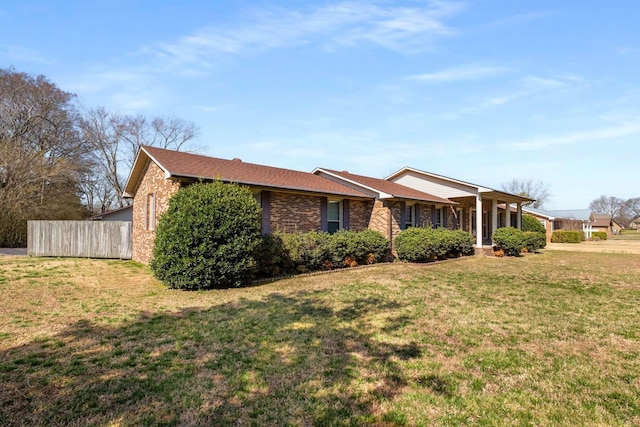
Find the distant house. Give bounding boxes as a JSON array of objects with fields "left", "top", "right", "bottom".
[
  {"left": 631, "top": 217, "right": 640, "bottom": 230},
  {"left": 591, "top": 214, "right": 623, "bottom": 237},
  {"left": 545, "top": 209, "right": 591, "bottom": 235},
  {"left": 521, "top": 207, "right": 555, "bottom": 242},
  {"left": 123, "top": 146, "right": 532, "bottom": 264},
  {"left": 545, "top": 210, "right": 623, "bottom": 238},
  {"left": 91, "top": 205, "right": 133, "bottom": 222}
]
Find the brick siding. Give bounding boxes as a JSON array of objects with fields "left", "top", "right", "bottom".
[
  {"left": 348, "top": 200, "right": 374, "bottom": 231},
  {"left": 269, "top": 192, "right": 322, "bottom": 233},
  {"left": 368, "top": 200, "right": 390, "bottom": 239},
  {"left": 131, "top": 161, "right": 180, "bottom": 264}
]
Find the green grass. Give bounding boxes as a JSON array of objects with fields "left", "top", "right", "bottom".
[
  {"left": 612, "top": 229, "right": 640, "bottom": 240},
  {"left": 1, "top": 251, "right": 640, "bottom": 426}
]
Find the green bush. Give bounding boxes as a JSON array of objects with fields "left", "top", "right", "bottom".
[
  {"left": 277, "top": 231, "right": 333, "bottom": 273},
  {"left": 150, "top": 181, "right": 262, "bottom": 290},
  {"left": 551, "top": 230, "right": 583, "bottom": 243},
  {"left": 329, "top": 229, "right": 390, "bottom": 267},
  {"left": 521, "top": 214, "right": 546, "bottom": 233},
  {"left": 592, "top": 231, "right": 607, "bottom": 240},
  {"left": 252, "top": 234, "right": 293, "bottom": 279},
  {"left": 274, "top": 229, "right": 389, "bottom": 273},
  {"left": 394, "top": 227, "right": 433, "bottom": 262},
  {"left": 394, "top": 227, "right": 475, "bottom": 263},
  {"left": 492, "top": 227, "right": 525, "bottom": 256},
  {"left": 447, "top": 229, "right": 476, "bottom": 257},
  {"left": 523, "top": 231, "right": 546, "bottom": 252}
]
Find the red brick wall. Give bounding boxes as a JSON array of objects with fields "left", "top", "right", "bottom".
[
  {"left": 368, "top": 200, "right": 390, "bottom": 239},
  {"left": 132, "top": 161, "right": 180, "bottom": 264},
  {"left": 389, "top": 201, "right": 403, "bottom": 242},
  {"left": 269, "top": 192, "right": 322, "bottom": 233},
  {"left": 348, "top": 200, "right": 374, "bottom": 231}
]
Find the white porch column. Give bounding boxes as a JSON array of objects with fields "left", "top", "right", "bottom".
[
  {"left": 516, "top": 203, "right": 522, "bottom": 229},
  {"left": 476, "top": 196, "right": 483, "bottom": 247},
  {"left": 505, "top": 202, "right": 511, "bottom": 228},
  {"left": 491, "top": 199, "right": 498, "bottom": 237}
]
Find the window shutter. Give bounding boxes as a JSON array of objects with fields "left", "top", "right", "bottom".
[
  {"left": 342, "top": 199, "right": 350, "bottom": 230},
  {"left": 399, "top": 201, "right": 406, "bottom": 230},
  {"left": 320, "top": 197, "right": 328, "bottom": 232},
  {"left": 143, "top": 195, "right": 148, "bottom": 230},
  {"left": 261, "top": 191, "right": 271, "bottom": 234}
]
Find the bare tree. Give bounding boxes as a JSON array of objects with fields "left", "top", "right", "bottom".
[
  {"left": 501, "top": 179, "right": 551, "bottom": 209},
  {"left": 0, "top": 68, "right": 88, "bottom": 246},
  {"left": 615, "top": 197, "right": 640, "bottom": 227},
  {"left": 624, "top": 197, "right": 640, "bottom": 219},
  {"left": 79, "top": 108, "right": 200, "bottom": 213},
  {"left": 121, "top": 115, "right": 199, "bottom": 171},
  {"left": 589, "top": 195, "right": 624, "bottom": 217}
]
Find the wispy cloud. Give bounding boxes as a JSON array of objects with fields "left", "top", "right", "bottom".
[
  {"left": 438, "top": 73, "right": 586, "bottom": 119},
  {"left": 508, "top": 123, "right": 640, "bottom": 151},
  {"left": 2, "top": 45, "right": 53, "bottom": 64},
  {"left": 148, "top": 1, "right": 465, "bottom": 69},
  {"left": 407, "top": 64, "right": 511, "bottom": 83}
]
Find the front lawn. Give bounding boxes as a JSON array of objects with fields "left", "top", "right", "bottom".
[{"left": 1, "top": 252, "right": 639, "bottom": 426}]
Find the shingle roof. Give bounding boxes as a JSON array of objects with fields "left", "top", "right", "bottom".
[
  {"left": 128, "top": 146, "right": 371, "bottom": 198},
  {"left": 591, "top": 214, "right": 612, "bottom": 227},
  {"left": 316, "top": 168, "right": 455, "bottom": 204},
  {"left": 544, "top": 209, "right": 592, "bottom": 221}
]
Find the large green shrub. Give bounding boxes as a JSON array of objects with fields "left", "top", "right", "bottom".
[
  {"left": 274, "top": 229, "right": 389, "bottom": 273},
  {"left": 592, "top": 231, "right": 607, "bottom": 240},
  {"left": 150, "top": 181, "right": 262, "bottom": 289},
  {"left": 394, "top": 227, "right": 475, "bottom": 263},
  {"left": 551, "top": 230, "right": 583, "bottom": 243},
  {"left": 394, "top": 227, "right": 432, "bottom": 262},
  {"left": 521, "top": 214, "right": 546, "bottom": 233},
  {"left": 252, "top": 233, "right": 293, "bottom": 279},
  {"left": 330, "top": 229, "right": 390, "bottom": 266},
  {"left": 277, "top": 231, "right": 333, "bottom": 273},
  {"left": 523, "top": 231, "right": 546, "bottom": 252},
  {"left": 492, "top": 227, "right": 525, "bottom": 256},
  {"left": 447, "top": 229, "right": 476, "bottom": 257}
]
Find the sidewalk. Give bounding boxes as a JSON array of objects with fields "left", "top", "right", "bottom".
[{"left": 0, "top": 248, "right": 27, "bottom": 256}]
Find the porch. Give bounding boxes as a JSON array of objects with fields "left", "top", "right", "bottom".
[{"left": 449, "top": 191, "right": 532, "bottom": 248}]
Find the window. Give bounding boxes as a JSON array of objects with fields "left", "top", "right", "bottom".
[
  {"left": 405, "top": 204, "right": 415, "bottom": 228},
  {"left": 434, "top": 207, "right": 443, "bottom": 228},
  {"left": 253, "top": 191, "right": 262, "bottom": 207},
  {"left": 327, "top": 200, "right": 342, "bottom": 234},
  {"left": 482, "top": 211, "right": 489, "bottom": 238},
  {"left": 456, "top": 208, "right": 463, "bottom": 229},
  {"left": 146, "top": 193, "right": 156, "bottom": 231}
]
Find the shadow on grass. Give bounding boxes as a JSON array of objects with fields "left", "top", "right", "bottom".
[{"left": 0, "top": 291, "right": 418, "bottom": 426}]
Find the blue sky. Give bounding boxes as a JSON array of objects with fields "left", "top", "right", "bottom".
[{"left": 2, "top": 1, "right": 638, "bottom": 209}]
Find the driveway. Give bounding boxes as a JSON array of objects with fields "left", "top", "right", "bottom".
[
  {"left": 546, "top": 240, "right": 640, "bottom": 255},
  {"left": 0, "top": 248, "right": 27, "bottom": 256}
]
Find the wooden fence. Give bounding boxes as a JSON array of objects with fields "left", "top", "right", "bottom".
[{"left": 27, "top": 221, "right": 132, "bottom": 259}]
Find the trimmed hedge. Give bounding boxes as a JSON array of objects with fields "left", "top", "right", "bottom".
[
  {"left": 258, "top": 229, "right": 390, "bottom": 276},
  {"left": 394, "top": 227, "right": 475, "bottom": 263},
  {"left": 592, "top": 231, "right": 607, "bottom": 240},
  {"left": 492, "top": 227, "right": 525, "bottom": 256},
  {"left": 523, "top": 231, "right": 546, "bottom": 252},
  {"left": 522, "top": 214, "right": 546, "bottom": 233},
  {"left": 551, "top": 230, "right": 584, "bottom": 243},
  {"left": 150, "top": 181, "right": 262, "bottom": 290}
]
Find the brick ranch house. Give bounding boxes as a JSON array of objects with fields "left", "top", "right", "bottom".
[{"left": 123, "top": 146, "right": 531, "bottom": 264}]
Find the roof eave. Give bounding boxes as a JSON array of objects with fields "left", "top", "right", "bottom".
[{"left": 166, "top": 172, "right": 372, "bottom": 199}]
